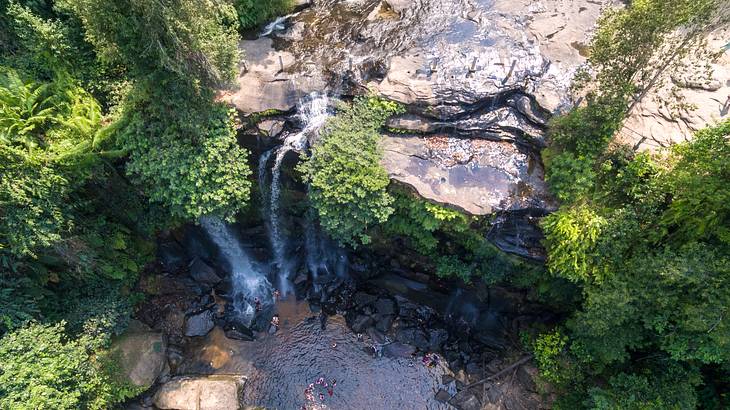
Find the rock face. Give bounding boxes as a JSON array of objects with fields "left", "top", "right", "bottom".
[
  {"left": 153, "top": 375, "right": 243, "bottom": 410},
  {"left": 487, "top": 212, "right": 549, "bottom": 260},
  {"left": 220, "top": 0, "right": 615, "bottom": 223},
  {"left": 619, "top": 17, "right": 730, "bottom": 151},
  {"left": 110, "top": 320, "right": 167, "bottom": 389},
  {"left": 188, "top": 258, "right": 221, "bottom": 287},
  {"left": 381, "top": 134, "right": 556, "bottom": 215},
  {"left": 221, "top": 37, "right": 323, "bottom": 114}
]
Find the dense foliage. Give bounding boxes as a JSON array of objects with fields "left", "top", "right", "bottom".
[
  {"left": 0, "top": 0, "right": 259, "bottom": 407},
  {"left": 0, "top": 322, "right": 139, "bottom": 409},
  {"left": 298, "top": 96, "right": 403, "bottom": 246},
  {"left": 536, "top": 0, "right": 729, "bottom": 407}
]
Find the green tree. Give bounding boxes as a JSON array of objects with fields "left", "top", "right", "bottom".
[
  {"left": 119, "top": 79, "right": 252, "bottom": 221},
  {"left": 71, "top": 0, "right": 240, "bottom": 86},
  {"left": 586, "top": 362, "right": 701, "bottom": 410},
  {"left": 541, "top": 121, "right": 730, "bottom": 406},
  {"left": 660, "top": 121, "right": 730, "bottom": 247},
  {"left": 0, "top": 322, "right": 132, "bottom": 409},
  {"left": 298, "top": 96, "right": 403, "bottom": 246}
]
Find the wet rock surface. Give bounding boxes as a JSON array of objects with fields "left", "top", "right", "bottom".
[
  {"left": 188, "top": 258, "right": 221, "bottom": 288},
  {"left": 184, "top": 310, "right": 215, "bottom": 337},
  {"left": 487, "top": 211, "right": 549, "bottom": 261}
]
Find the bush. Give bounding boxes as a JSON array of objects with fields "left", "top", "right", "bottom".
[
  {"left": 0, "top": 322, "right": 131, "bottom": 409},
  {"left": 382, "top": 189, "right": 470, "bottom": 251},
  {"left": 120, "top": 79, "right": 252, "bottom": 222},
  {"left": 544, "top": 151, "right": 596, "bottom": 203},
  {"left": 298, "top": 96, "right": 403, "bottom": 246},
  {"left": 532, "top": 329, "right": 574, "bottom": 386},
  {"left": 542, "top": 205, "right": 607, "bottom": 283}
]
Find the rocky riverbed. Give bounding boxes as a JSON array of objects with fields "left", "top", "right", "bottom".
[{"left": 116, "top": 217, "right": 553, "bottom": 410}]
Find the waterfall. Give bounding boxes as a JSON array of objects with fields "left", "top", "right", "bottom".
[
  {"left": 265, "top": 93, "right": 331, "bottom": 296},
  {"left": 304, "top": 213, "right": 348, "bottom": 284},
  {"left": 258, "top": 149, "right": 273, "bottom": 203},
  {"left": 200, "top": 216, "right": 272, "bottom": 326}
]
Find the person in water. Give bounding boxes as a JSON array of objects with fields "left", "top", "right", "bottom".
[{"left": 254, "top": 297, "right": 262, "bottom": 312}]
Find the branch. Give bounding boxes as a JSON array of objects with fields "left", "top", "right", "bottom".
[{"left": 463, "top": 355, "right": 533, "bottom": 389}]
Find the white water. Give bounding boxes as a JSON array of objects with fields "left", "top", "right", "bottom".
[
  {"left": 200, "top": 216, "right": 272, "bottom": 326},
  {"left": 266, "top": 93, "right": 331, "bottom": 296},
  {"left": 304, "top": 214, "right": 348, "bottom": 285},
  {"left": 260, "top": 12, "right": 301, "bottom": 37}
]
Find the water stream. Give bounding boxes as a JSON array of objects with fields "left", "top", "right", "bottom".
[
  {"left": 200, "top": 216, "right": 273, "bottom": 326},
  {"left": 263, "top": 93, "right": 332, "bottom": 296}
]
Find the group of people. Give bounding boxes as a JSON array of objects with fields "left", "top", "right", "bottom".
[
  {"left": 302, "top": 377, "right": 338, "bottom": 408},
  {"left": 422, "top": 353, "right": 440, "bottom": 367}
]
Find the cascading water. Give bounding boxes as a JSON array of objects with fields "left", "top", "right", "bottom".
[
  {"left": 260, "top": 11, "right": 301, "bottom": 37},
  {"left": 200, "top": 216, "right": 272, "bottom": 326},
  {"left": 263, "top": 93, "right": 332, "bottom": 296},
  {"left": 304, "top": 213, "right": 348, "bottom": 285}
]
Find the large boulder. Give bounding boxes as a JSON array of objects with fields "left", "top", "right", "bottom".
[
  {"left": 109, "top": 321, "right": 167, "bottom": 390},
  {"left": 184, "top": 310, "right": 215, "bottom": 337},
  {"left": 487, "top": 212, "right": 548, "bottom": 261},
  {"left": 220, "top": 38, "right": 324, "bottom": 114},
  {"left": 153, "top": 375, "right": 244, "bottom": 410},
  {"left": 157, "top": 241, "right": 187, "bottom": 272},
  {"left": 188, "top": 258, "right": 221, "bottom": 287},
  {"left": 380, "top": 134, "right": 556, "bottom": 215}
]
